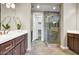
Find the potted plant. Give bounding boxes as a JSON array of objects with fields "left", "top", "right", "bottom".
[
  {"left": 16, "top": 23, "right": 21, "bottom": 30},
  {"left": 15, "top": 17, "right": 22, "bottom": 30},
  {"left": 13, "top": 16, "right": 22, "bottom": 32},
  {"left": 2, "top": 23, "right": 10, "bottom": 34}
]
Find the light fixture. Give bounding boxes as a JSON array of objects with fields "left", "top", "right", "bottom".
[
  {"left": 53, "top": 6, "right": 56, "bottom": 10},
  {"left": 6, "top": 3, "right": 10, "bottom": 8},
  {"left": 2, "top": 3, "right": 15, "bottom": 8},
  {"left": 1, "top": 3, "right": 5, "bottom": 4},
  {"left": 11, "top": 3, "right": 15, "bottom": 8},
  {"left": 37, "top": 5, "right": 40, "bottom": 9}
]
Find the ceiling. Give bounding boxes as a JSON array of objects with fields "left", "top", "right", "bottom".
[{"left": 31, "top": 3, "right": 61, "bottom": 12}]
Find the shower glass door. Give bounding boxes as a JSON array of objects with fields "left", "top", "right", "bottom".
[{"left": 44, "top": 13, "right": 60, "bottom": 44}]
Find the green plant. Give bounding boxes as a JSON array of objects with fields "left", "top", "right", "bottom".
[
  {"left": 16, "top": 24, "right": 21, "bottom": 30},
  {"left": 2, "top": 24, "right": 10, "bottom": 30}
]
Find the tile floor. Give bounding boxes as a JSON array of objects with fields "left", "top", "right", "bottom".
[{"left": 25, "top": 40, "right": 77, "bottom": 55}]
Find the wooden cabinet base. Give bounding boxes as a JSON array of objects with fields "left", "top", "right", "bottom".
[
  {"left": 0, "top": 34, "right": 27, "bottom": 55},
  {"left": 67, "top": 33, "right": 79, "bottom": 54},
  {"left": 21, "top": 40, "right": 25, "bottom": 55}
]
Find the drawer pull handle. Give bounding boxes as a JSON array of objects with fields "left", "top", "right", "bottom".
[{"left": 5, "top": 45, "right": 12, "bottom": 50}]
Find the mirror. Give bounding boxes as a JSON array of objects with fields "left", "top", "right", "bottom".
[{"left": 1, "top": 3, "right": 16, "bottom": 30}]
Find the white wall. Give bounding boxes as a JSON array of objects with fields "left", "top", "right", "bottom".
[
  {"left": 1, "top": 3, "right": 32, "bottom": 50},
  {"left": 60, "top": 3, "right": 77, "bottom": 48},
  {"left": 77, "top": 4, "right": 79, "bottom": 31}
]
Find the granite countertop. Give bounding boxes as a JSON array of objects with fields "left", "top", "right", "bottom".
[
  {"left": 0, "top": 30, "right": 28, "bottom": 44},
  {"left": 67, "top": 30, "right": 79, "bottom": 34}
]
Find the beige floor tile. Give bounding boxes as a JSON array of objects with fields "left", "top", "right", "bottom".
[{"left": 25, "top": 40, "right": 77, "bottom": 55}]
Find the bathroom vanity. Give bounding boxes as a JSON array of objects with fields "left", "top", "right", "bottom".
[
  {"left": 67, "top": 31, "right": 79, "bottom": 54},
  {"left": 0, "top": 30, "right": 27, "bottom": 55}
]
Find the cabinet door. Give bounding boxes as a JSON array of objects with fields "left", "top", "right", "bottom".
[
  {"left": 24, "top": 34, "right": 27, "bottom": 51},
  {"left": 74, "top": 38, "right": 77, "bottom": 52},
  {"left": 74, "top": 37, "right": 79, "bottom": 54},
  {"left": 13, "top": 44, "right": 21, "bottom": 55},
  {"left": 0, "top": 45, "right": 1, "bottom": 55},
  {"left": 5, "top": 50, "right": 13, "bottom": 55},
  {"left": 68, "top": 36, "right": 74, "bottom": 50},
  {"left": 1, "top": 40, "right": 13, "bottom": 55},
  {"left": 77, "top": 39, "right": 79, "bottom": 53},
  {"left": 21, "top": 40, "right": 25, "bottom": 55}
]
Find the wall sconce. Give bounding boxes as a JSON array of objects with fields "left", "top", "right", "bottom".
[
  {"left": 10, "top": 3, "right": 15, "bottom": 8},
  {"left": 2, "top": 3, "right": 15, "bottom": 8},
  {"left": 6, "top": 3, "right": 10, "bottom": 8}
]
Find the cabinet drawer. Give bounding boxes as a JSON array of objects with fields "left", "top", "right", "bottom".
[
  {"left": 1, "top": 40, "right": 13, "bottom": 54},
  {"left": 75, "top": 34, "right": 79, "bottom": 39},
  {"left": 67, "top": 33, "right": 74, "bottom": 37},
  {"left": 13, "top": 36, "right": 24, "bottom": 45}
]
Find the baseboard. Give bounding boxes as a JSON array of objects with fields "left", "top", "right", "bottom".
[{"left": 60, "top": 45, "right": 69, "bottom": 49}]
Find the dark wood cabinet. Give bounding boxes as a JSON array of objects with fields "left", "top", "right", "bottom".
[
  {"left": 0, "top": 40, "right": 13, "bottom": 55},
  {"left": 0, "top": 45, "right": 1, "bottom": 54},
  {"left": 67, "top": 33, "right": 79, "bottom": 54},
  {"left": 24, "top": 34, "right": 27, "bottom": 51},
  {"left": 13, "top": 44, "right": 21, "bottom": 55},
  {"left": 5, "top": 50, "right": 13, "bottom": 55},
  {"left": 21, "top": 40, "right": 25, "bottom": 55},
  {"left": 67, "top": 33, "right": 74, "bottom": 50},
  {"left": 0, "top": 34, "right": 27, "bottom": 55},
  {"left": 74, "top": 36, "right": 79, "bottom": 53}
]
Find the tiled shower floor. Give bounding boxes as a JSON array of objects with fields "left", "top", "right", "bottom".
[{"left": 25, "top": 40, "right": 77, "bottom": 55}]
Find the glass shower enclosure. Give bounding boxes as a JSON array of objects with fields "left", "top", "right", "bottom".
[{"left": 44, "top": 12, "right": 60, "bottom": 44}]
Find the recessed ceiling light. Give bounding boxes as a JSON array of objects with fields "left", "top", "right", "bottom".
[
  {"left": 37, "top": 5, "right": 40, "bottom": 9},
  {"left": 53, "top": 7, "right": 56, "bottom": 10}
]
